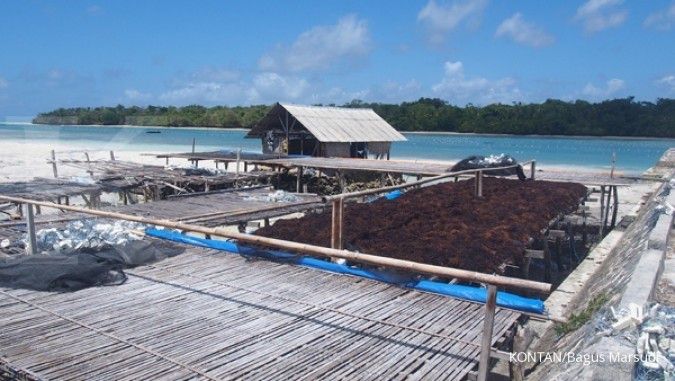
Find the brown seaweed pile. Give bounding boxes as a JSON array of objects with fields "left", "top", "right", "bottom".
[{"left": 256, "top": 177, "right": 587, "bottom": 274}]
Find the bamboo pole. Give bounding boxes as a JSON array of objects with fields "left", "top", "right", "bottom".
[
  {"left": 50, "top": 150, "right": 58, "bottom": 178},
  {"left": 331, "top": 198, "right": 344, "bottom": 250},
  {"left": 477, "top": 285, "right": 497, "bottom": 381},
  {"left": 475, "top": 170, "right": 483, "bottom": 198},
  {"left": 610, "top": 186, "right": 619, "bottom": 229},
  {"left": 0, "top": 194, "right": 550, "bottom": 293},
  {"left": 296, "top": 166, "right": 303, "bottom": 193},
  {"left": 23, "top": 204, "right": 37, "bottom": 255}
]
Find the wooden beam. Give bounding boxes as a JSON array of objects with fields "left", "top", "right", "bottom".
[
  {"left": 23, "top": 204, "right": 37, "bottom": 255},
  {"left": 610, "top": 186, "right": 619, "bottom": 229},
  {"left": 296, "top": 166, "right": 303, "bottom": 193},
  {"left": 50, "top": 150, "right": 58, "bottom": 178},
  {"left": 475, "top": 170, "right": 483, "bottom": 198},
  {"left": 331, "top": 198, "right": 344, "bottom": 250},
  {"left": 477, "top": 285, "right": 498, "bottom": 381}
]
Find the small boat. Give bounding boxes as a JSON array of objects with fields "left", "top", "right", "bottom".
[{"left": 146, "top": 130, "right": 161, "bottom": 134}]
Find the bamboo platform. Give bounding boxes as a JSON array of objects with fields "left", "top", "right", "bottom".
[
  {"left": 154, "top": 150, "right": 636, "bottom": 186},
  {"left": 110, "top": 188, "right": 323, "bottom": 227},
  {"left": 0, "top": 245, "right": 520, "bottom": 380},
  {"left": 0, "top": 178, "right": 110, "bottom": 201}
]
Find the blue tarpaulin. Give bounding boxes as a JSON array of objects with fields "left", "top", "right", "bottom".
[{"left": 145, "top": 228, "right": 545, "bottom": 314}]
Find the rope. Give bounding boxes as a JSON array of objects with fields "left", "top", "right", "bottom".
[{"left": 0, "top": 289, "right": 219, "bottom": 381}]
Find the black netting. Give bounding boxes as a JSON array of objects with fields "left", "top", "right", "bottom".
[{"left": 0, "top": 240, "right": 184, "bottom": 292}]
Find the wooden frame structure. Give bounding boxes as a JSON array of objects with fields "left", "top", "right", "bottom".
[{"left": 0, "top": 193, "right": 550, "bottom": 381}]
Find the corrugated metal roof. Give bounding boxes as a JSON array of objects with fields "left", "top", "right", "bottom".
[{"left": 246, "top": 103, "right": 407, "bottom": 143}]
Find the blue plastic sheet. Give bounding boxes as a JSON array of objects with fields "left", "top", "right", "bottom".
[{"left": 146, "top": 228, "right": 545, "bottom": 314}]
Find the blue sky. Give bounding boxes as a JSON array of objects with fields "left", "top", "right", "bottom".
[{"left": 1, "top": 0, "right": 674, "bottom": 117}]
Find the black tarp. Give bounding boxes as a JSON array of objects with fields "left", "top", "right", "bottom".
[
  {"left": 449, "top": 155, "right": 528, "bottom": 180},
  {"left": 0, "top": 240, "right": 184, "bottom": 292}
]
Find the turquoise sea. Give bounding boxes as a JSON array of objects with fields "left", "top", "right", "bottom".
[{"left": 1, "top": 123, "right": 673, "bottom": 174}]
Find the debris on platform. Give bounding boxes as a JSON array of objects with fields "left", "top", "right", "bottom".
[{"left": 28, "top": 219, "right": 145, "bottom": 254}]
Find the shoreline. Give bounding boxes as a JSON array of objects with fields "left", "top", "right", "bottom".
[{"left": 4, "top": 122, "right": 673, "bottom": 142}]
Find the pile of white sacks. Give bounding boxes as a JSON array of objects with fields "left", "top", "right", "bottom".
[{"left": 28, "top": 219, "right": 146, "bottom": 254}]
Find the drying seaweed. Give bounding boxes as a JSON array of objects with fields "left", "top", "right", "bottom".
[{"left": 256, "top": 177, "right": 587, "bottom": 274}]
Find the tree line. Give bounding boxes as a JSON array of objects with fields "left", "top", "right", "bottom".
[{"left": 33, "top": 97, "right": 675, "bottom": 137}]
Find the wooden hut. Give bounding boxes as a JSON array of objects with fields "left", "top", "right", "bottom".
[{"left": 245, "top": 103, "right": 406, "bottom": 159}]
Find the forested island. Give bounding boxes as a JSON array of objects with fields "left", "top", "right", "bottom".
[{"left": 33, "top": 97, "right": 675, "bottom": 138}]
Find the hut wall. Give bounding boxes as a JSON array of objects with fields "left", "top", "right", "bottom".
[{"left": 322, "top": 142, "right": 351, "bottom": 158}]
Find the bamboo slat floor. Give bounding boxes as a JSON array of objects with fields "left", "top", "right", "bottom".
[
  {"left": 0, "top": 244, "right": 520, "bottom": 380},
  {"left": 110, "top": 188, "right": 323, "bottom": 226}
]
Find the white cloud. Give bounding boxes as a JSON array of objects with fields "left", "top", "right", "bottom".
[
  {"left": 644, "top": 2, "right": 675, "bottom": 31},
  {"left": 156, "top": 70, "right": 311, "bottom": 106},
  {"left": 159, "top": 82, "right": 246, "bottom": 104},
  {"left": 575, "top": 0, "right": 628, "bottom": 33},
  {"left": 432, "top": 61, "right": 522, "bottom": 104},
  {"left": 656, "top": 75, "right": 675, "bottom": 92},
  {"left": 582, "top": 78, "right": 626, "bottom": 98},
  {"left": 495, "top": 13, "right": 554, "bottom": 48},
  {"left": 0, "top": 76, "right": 8, "bottom": 89},
  {"left": 260, "top": 15, "right": 371, "bottom": 73},
  {"left": 418, "top": 0, "right": 487, "bottom": 43},
  {"left": 248, "top": 72, "right": 310, "bottom": 102},
  {"left": 124, "top": 89, "right": 152, "bottom": 101}
]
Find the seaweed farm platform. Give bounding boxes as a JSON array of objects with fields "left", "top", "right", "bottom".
[
  {"left": 154, "top": 150, "right": 636, "bottom": 186},
  {"left": 0, "top": 244, "right": 520, "bottom": 381}
]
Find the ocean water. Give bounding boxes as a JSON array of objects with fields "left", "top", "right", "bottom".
[{"left": 1, "top": 123, "right": 673, "bottom": 173}]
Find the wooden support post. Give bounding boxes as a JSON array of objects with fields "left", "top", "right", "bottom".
[
  {"left": 610, "top": 186, "right": 619, "bottom": 229},
  {"left": 610, "top": 152, "right": 616, "bottom": 179},
  {"left": 599, "top": 185, "right": 605, "bottom": 237},
  {"left": 522, "top": 257, "right": 532, "bottom": 279},
  {"left": 543, "top": 236, "right": 552, "bottom": 283},
  {"left": 601, "top": 186, "right": 612, "bottom": 236},
  {"left": 530, "top": 161, "right": 536, "bottom": 180},
  {"left": 109, "top": 150, "right": 116, "bottom": 161},
  {"left": 477, "top": 285, "right": 498, "bottom": 381},
  {"left": 24, "top": 204, "right": 37, "bottom": 255},
  {"left": 236, "top": 149, "right": 241, "bottom": 176},
  {"left": 35, "top": 205, "right": 41, "bottom": 215},
  {"left": 84, "top": 152, "right": 90, "bottom": 162},
  {"left": 165, "top": 157, "right": 169, "bottom": 165},
  {"left": 204, "top": 180, "right": 210, "bottom": 193},
  {"left": 215, "top": 161, "right": 219, "bottom": 169},
  {"left": 331, "top": 198, "right": 344, "bottom": 250},
  {"left": 264, "top": 218, "right": 270, "bottom": 227},
  {"left": 244, "top": 162, "right": 248, "bottom": 172},
  {"left": 51, "top": 150, "right": 58, "bottom": 178},
  {"left": 474, "top": 170, "right": 483, "bottom": 198},
  {"left": 555, "top": 237, "right": 563, "bottom": 272},
  {"left": 296, "top": 166, "right": 303, "bottom": 193},
  {"left": 191, "top": 138, "right": 196, "bottom": 154}
]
